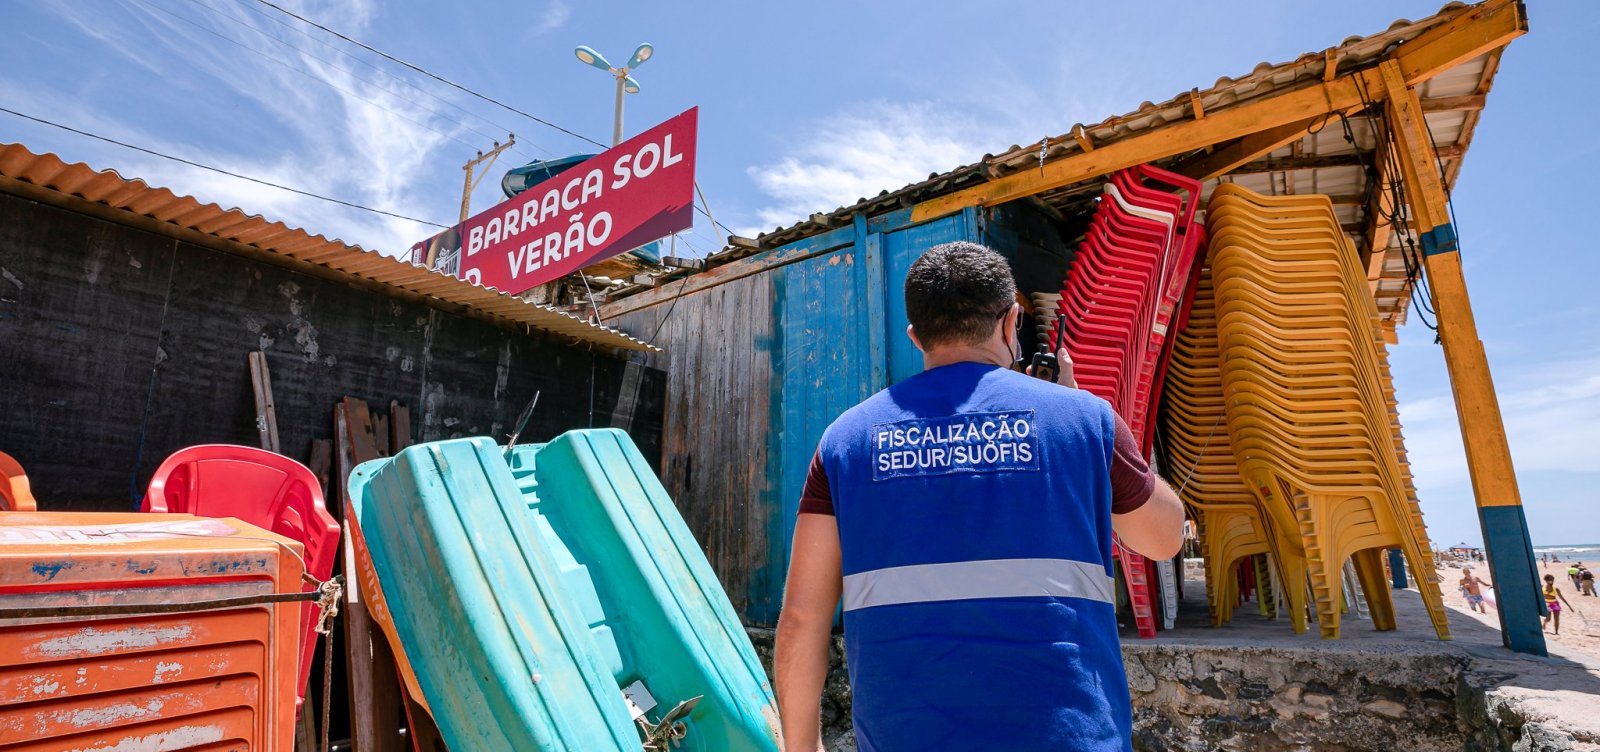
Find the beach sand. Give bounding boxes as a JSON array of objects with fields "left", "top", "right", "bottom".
[{"left": 1435, "top": 558, "right": 1600, "bottom": 662}]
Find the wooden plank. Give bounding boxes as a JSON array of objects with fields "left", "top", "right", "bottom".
[
  {"left": 295, "top": 710, "right": 316, "bottom": 752},
  {"left": 1393, "top": 0, "right": 1527, "bottom": 85},
  {"left": 1420, "top": 94, "right": 1487, "bottom": 113},
  {"left": 400, "top": 691, "right": 446, "bottom": 752},
  {"left": 390, "top": 402, "right": 412, "bottom": 451},
  {"left": 374, "top": 413, "right": 391, "bottom": 458},
  {"left": 1171, "top": 117, "right": 1321, "bottom": 180},
  {"left": 248, "top": 351, "right": 281, "bottom": 453},
  {"left": 344, "top": 398, "right": 381, "bottom": 465},
  {"left": 910, "top": 0, "right": 1524, "bottom": 221},
  {"left": 911, "top": 75, "right": 1368, "bottom": 220},
  {"left": 337, "top": 400, "right": 403, "bottom": 752},
  {"left": 858, "top": 215, "right": 888, "bottom": 392},
  {"left": 1228, "top": 145, "right": 1462, "bottom": 176},
  {"left": 307, "top": 438, "right": 333, "bottom": 509}
]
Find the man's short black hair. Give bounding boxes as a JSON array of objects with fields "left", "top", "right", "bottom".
[{"left": 904, "top": 241, "right": 1018, "bottom": 348}]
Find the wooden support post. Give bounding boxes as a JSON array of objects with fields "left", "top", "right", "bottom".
[{"left": 1373, "top": 59, "right": 1546, "bottom": 656}]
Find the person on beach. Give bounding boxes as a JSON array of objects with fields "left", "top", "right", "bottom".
[
  {"left": 1459, "top": 568, "right": 1493, "bottom": 613},
  {"left": 775, "top": 242, "right": 1184, "bottom": 752},
  {"left": 1570, "top": 563, "right": 1583, "bottom": 589},
  {"left": 1543, "top": 574, "right": 1572, "bottom": 635},
  {"left": 1581, "top": 567, "right": 1596, "bottom": 597}
]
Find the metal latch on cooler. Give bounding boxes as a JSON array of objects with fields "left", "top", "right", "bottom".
[{"left": 624, "top": 680, "right": 702, "bottom": 750}]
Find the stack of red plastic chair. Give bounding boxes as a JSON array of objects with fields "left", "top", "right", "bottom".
[
  {"left": 142, "top": 444, "right": 341, "bottom": 713},
  {"left": 1045, "top": 165, "right": 1205, "bottom": 638}
]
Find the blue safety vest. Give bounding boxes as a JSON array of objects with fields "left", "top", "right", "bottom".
[{"left": 816, "top": 361, "right": 1130, "bottom": 751}]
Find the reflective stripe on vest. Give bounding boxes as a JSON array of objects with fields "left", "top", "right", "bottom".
[{"left": 841, "top": 557, "right": 1116, "bottom": 612}]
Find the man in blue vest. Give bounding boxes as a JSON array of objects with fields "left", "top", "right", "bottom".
[{"left": 775, "top": 241, "right": 1184, "bottom": 751}]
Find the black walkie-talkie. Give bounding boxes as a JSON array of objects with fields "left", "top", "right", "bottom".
[{"left": 1028, "top": 312, "right": 1065, "bottom": 382}]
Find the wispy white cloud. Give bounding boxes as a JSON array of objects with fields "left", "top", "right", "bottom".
[
  {"left": 1398, "top": 352, "right": 1600, "bottom": 491},
  {"left": 532, "top": 1, "right": 571, "bottom": 37},
  {"left": 13, "top": 0, "right": 476, "bottom": 256},
  {"left": 742, "top": 100, "right": 994, "bottom": 235}
]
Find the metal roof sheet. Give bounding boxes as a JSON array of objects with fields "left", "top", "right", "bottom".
[{"left": 0, "top": 142, "right": 657, "bottom": 352}]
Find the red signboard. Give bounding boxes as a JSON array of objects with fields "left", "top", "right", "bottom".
[{"left": 444, "top": 107, "right": 697, "bottom": 294}]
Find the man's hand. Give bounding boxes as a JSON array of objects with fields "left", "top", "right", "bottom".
[
  {"left": 1026, "top": 347, "right": 1077, "bottom": 388},
  {"left": 775, "top": 514, "right": 842, "bottom": 752}
]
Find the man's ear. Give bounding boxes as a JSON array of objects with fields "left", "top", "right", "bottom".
[
  {"left": 907, "top": 324, "right": 925, "bottom": 353},
  {"left": 999, "top": 304, "right": 1021, "bottom": 350}
]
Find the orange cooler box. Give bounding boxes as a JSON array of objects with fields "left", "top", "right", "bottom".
[{"left": 0, "top": 513, "right": 303, "bottom": 751}]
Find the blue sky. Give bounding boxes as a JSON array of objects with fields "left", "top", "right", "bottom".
[{"left": 2, "top": 1, "right": 1596, "bottom": 548}]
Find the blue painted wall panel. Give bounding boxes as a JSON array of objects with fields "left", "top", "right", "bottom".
[
  {"left": 747, "top": 210, "right": 979, "bottom": 625},
  {"left": 883, "top": 211, "right": 978, "bottom": 384}
]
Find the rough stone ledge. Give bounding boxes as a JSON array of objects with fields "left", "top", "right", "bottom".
[{"left": 748, "top": 627, "right": 1600, "bottom": 752}]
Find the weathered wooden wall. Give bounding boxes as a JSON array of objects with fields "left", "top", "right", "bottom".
[
  {"left": 611, "top": 272, "right": 775, "bottom": 618},
  {"left": 0, "top": 191, "right": 664, "bottom": 509}
]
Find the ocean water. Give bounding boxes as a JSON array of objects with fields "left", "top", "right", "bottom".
[{"left": 1534, "top": 544, "right": 1600, "bottom": 559}]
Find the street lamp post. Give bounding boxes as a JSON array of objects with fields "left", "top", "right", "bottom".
[{"left": 574, "top": 43, "right": 652, "bottom": 147}]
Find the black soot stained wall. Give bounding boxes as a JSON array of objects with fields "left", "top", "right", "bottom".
[{"left": 0, "top": 191, "right": 663, "bottom": 509}]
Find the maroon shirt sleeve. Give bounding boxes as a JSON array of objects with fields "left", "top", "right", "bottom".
[
  {"left": 1110, "top": 412, "right": 1156, "bottom": 514},
  {"left": 798, "top": 450, "right": 834, "bottom": 516}
]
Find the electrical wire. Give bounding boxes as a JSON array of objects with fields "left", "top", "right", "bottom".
[
  {"left": 174, "top": 0, "right": 543, "bottom": 163},
  {"left": 644, "top": 234, "right": 691, "bottom": 349},
  {"left": 0, "top": 105, "right": 450, "bottom": 227},
  {"left": 249, "top": 0, "right": 607, "bottom": 149},
  {"left": 189, "top": 0, "right": 547, "bottom": 162},
  {"left": 1351, "top": 73, "right": 1438, "bottom": 333},
  {"left": 142, "top": 0, "right": 738, "bottom": 258},
  {"left": 245, "top": 0, "right": 736, "bottom": 241}
]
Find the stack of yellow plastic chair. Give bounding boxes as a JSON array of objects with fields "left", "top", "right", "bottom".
[
  {"left": 1206, "top": 183, "right": 1449, "bottom": 640},
  {"left": 1160, "top": 266, "right": 1298, "bottom": 628}
]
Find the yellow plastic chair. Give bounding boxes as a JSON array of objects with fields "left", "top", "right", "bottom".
[{"left": 1206, "top": 184, "right": 1449, "bottom": 640}]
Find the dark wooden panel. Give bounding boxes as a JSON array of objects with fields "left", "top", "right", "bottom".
[
  {"left": 611, "top": 271, "right": 774, "bottom": 618},
  {"left": 0, "top": 194, "right": 175, "bottom": 505}
]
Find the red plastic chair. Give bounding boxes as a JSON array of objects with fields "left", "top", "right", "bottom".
[
  {"left": 0, "top": 451, "right": 38, "bottom": 511},
  {"left": 143, "top": 444, "right": 340, "bottom": 711}
]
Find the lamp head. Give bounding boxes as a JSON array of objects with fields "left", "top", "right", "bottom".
[
  {"left": 623, "top": 76, "right": 641, "bottom": 94},
  {"left": 626, "top": 43, "right": 654, "bottom": 69},
  {"left": 574, "top": 45, "right": 612, "bottom": 71}
]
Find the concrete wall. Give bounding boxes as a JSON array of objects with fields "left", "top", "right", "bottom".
[{"left": 0, "top": 191, "right": 664, "bottom": 508}]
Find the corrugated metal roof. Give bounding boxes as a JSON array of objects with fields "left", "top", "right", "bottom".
[
  {"left": 0, "top": 142, "right": 657, "bottom": 352},
  {"left": 626, "top": 0, "right": 1512, "bottom": 329}
]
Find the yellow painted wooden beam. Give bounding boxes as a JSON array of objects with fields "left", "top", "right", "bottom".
[
  {"left": 1395, "top": 0, "right": 1527, "bottom": 85},
  {"left": 1378, "top": 48, "right": 1541, "bottom": 655},
  {"left": 1072, "top": 124, "right": 1094, "bottom": 152},
  {"left": 911, "top": 76, "right": 1366, "bottom": 221},
  {"left": 1374, "top": 58, "right": 1523, "bottom": 510},
  {"left": 1171, "top": 117, "right": 1321, "bottom": 180},
  {"left": 909, "top": 0, "right": 1526, "bottom": 223}
]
